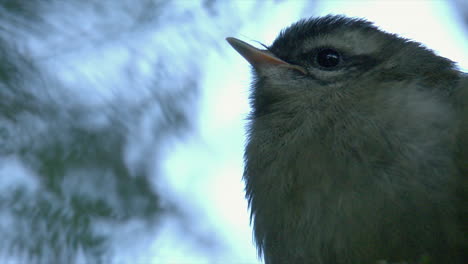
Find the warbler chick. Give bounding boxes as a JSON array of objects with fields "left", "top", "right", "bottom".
[{"left": 227, "top": 15, "right": 467, "bottom": 264}]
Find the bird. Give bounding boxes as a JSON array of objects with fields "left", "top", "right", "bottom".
[{"left": 226, "top": 15, "right": 467, "bottom": 264}]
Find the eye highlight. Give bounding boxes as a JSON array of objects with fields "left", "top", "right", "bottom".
[{"left": 315, "top": 48, "right": 341, "bottom": 69}]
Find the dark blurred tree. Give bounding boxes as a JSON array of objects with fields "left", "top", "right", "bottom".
[{"left": 0, "top": 0, "right": 256, "bottom": 263}]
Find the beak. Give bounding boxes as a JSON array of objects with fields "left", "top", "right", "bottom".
[{"left": 226, "top": 37, "right": 306, "bottom": 74}]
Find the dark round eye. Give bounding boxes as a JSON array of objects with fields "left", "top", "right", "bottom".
[{"left": 316, "top": 48, "right": 341, "bottom": 68}]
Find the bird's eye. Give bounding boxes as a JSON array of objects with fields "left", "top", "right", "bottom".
[{"left": 316, "top": 48, "right": 341, "bottom": 68}]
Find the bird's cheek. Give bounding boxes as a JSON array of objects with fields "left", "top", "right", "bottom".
[{"left": 254, "top": 65, "right": 287, "bottom": 78}]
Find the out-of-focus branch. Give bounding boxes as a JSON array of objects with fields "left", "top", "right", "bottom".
[{"left": 0, "top": 0, "right": 251, "bottom": 263}]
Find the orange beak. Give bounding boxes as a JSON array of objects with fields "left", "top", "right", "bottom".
[{"left": 226, "top": 37, "right": 306, "bottom": 74}]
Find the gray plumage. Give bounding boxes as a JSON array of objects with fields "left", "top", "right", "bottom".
[{"left": 227, "top": 15, "right": 467, "bottom": 264}]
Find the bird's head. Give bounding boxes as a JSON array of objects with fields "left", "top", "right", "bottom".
[{"left": 227, "top": 15, "right": 458, "bottom": 124}]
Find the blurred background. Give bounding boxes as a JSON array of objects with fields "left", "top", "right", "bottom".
[{"left": 0, "top": 0, "right": 466, "bottom": 263}]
